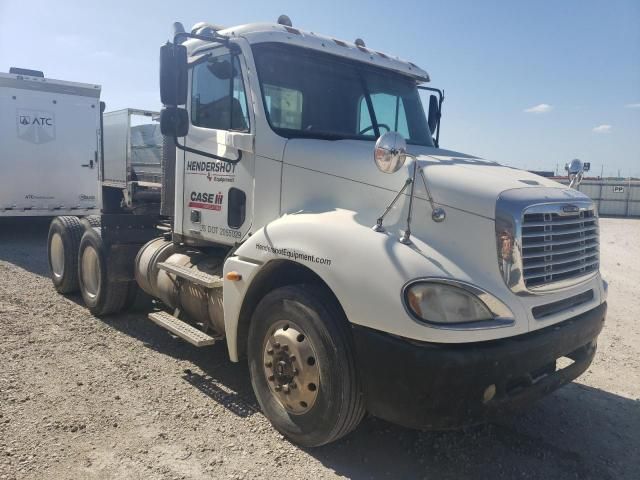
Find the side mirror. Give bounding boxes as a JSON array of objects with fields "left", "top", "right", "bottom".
[
  {"left": 160, "top": 42, "right": 188, "bottom": 106},
  {"left": 427, "top": 94, "right": 440, "bottom": 134},
  {"left": 374, "top": 132, "right": 407, "bottom": 174},
  {"left": 160, "top": 107, "right": 189, "bottom": 137}
]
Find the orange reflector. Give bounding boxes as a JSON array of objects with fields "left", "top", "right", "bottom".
[{"left": 226, "top": 271, "right": 242, "bottom": 281}]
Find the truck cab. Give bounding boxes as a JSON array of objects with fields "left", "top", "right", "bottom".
[{"left": 48, "top": 17, "right": 607, "bottom": 447}]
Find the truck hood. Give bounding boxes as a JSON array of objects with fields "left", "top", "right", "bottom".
[
  {"left": 282, "top": 139, "right": 566, "bottom": 220},
  {"left": 411, "top": 146, "right": 564, "bottom": 219}
]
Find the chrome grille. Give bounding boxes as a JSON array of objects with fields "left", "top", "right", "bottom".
[{"left": 521, "top": 206, "right": 599, "bottom": 288}]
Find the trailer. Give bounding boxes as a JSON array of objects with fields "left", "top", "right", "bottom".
[{"left": 0, "top": 68, "right": 101, "bottom": 217}]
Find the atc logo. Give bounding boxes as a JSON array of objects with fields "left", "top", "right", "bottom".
[{"left": 17, "top": 109, "right": 56, "bottom": 144}]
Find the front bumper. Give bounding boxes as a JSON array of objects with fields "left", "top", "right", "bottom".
[{"left": 352, "top": 302, "right": 606, "bottom": 430}]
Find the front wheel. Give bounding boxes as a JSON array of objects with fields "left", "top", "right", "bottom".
[{"left": 248, "top": 285, "right": 365, "bottom": 447}]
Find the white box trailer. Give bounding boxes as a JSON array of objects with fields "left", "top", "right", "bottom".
[{"left": 0, "top": 68, "right": 101, "bottom": 217}]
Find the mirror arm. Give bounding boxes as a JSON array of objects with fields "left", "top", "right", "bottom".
[
  {"left": 372, "top": 177, "right": 413, "bottom": 233},
  {"left": 418, "top": 166, "right": 437, "bottom": 211},
  {"left": 173, "top": 136, "right": 242, "bottom": 164},
  {"left": 173, "top": 31, "right": 229, "bottom": 47},
  {"left": 399, "top": 159, "right": 419, "bottom": 245}
]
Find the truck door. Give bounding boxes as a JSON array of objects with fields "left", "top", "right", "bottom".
[{"left": 181, "top": 47, "right": 254, "bottom": 246}]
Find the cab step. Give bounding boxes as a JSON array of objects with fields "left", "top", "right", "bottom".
[
  {"left": 157, "top": 262, "right": 223, "bottom": 288},
  {"left": 148, "top": 311, "right": 217, "bottom": 347}
]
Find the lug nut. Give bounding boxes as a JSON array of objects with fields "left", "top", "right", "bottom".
[
  {"left": 265, "top": 361, "right": 272, "bottom": 368},
  {"left": 267, "top": 349, "right": 274, "bottom": 355},
  {"left": 289, "top": 355, "right": 296, "bottom": 362},
  {"left": 268, "top": 375, "right": 275, "bottom": 382},
  {"left": 273, "top": 342, "right": 281, "bottom": 349},
  {"left": 282, "top": 344, "right": 289, "bottom": 351}
]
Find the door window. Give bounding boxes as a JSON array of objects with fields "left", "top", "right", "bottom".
[{"left": 191, "top": 53, "right": 250, "bottom": 131}]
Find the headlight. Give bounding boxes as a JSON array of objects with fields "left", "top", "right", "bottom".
[{"left": 403, "top": 280, "right": 514, "bottom": 326}]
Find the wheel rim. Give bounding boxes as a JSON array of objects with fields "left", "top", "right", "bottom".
[
  {"left": 81, "top": 246, "right": 101, "bottom": 299},
  {"left": 262, "top": 320, "right": 320, "bottom": 415},
  {"left": 50, "top": 233, "right": 65, "bottom": 279}
]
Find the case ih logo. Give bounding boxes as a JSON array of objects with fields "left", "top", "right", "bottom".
[
  {"left": 17, "top": 109, "right": 56, "bottom": 144},
  {"left": 189, "top": 191, "right": 224, "bottom": 211}
]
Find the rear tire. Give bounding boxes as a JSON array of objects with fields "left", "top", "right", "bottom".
[
  {"left": 78, "top": 228, "right": 129, "bottom": 316},
  {"left": 248, "top": 285, "right": 365, "bottom": 447},
  {"left": 47, "top": 216, "right": 83, "bottom": 293},
  {"left": 80, "top": 215, "right": 101, "bottom": 230}
]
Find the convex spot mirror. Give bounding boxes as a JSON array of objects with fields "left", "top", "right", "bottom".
[
  {"left": 160, "top": 42, "right": 188, "bottom": 106},
  {"left": 565, "top": 158, "right": 584, "bottom": 175},
  {"left": 374, "top": 132, "right": 408, "bottom": 174},
  {"left": 160, "top": 107, "right": 189, "bottom": 137}
]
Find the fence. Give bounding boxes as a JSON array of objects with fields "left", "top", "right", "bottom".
[{"left": 556, "top": 179, "right": 640, "bottom": 217}]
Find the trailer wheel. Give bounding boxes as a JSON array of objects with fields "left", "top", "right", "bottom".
[
  {"left": 248, "top": 285, "right": 365, "bottom": 447},
  {"left": 78, "top": 228, "right": 129, "bottom": 316},
  {"left": 47, "top": 216, "right": 84, "bottom": 293}
]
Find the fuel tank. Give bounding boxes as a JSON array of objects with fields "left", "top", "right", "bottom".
[{"left": 134, "top": 238, "right": 225, "bottom": 335}]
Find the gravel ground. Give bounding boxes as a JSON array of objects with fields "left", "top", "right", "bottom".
[{"left": 0, "top": 217, "right": 638, "bottom": 480}]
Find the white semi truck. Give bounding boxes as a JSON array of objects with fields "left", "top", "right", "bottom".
[
  {"left": 0, "top": 68, "right": 101, "bottom": 216},
  {"left": 47, "top": 17, "right": 607, "bottom": 447}
]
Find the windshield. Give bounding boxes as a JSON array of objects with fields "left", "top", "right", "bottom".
[{"left": 252, "top": 43, "right": 434, "bottom": 146}]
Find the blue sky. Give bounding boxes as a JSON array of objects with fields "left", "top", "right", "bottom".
[{"left": 1, "top": 0, "right": 638, "bottom": 177}]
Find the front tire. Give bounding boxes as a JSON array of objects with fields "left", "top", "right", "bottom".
[
  {"left": 78, "top": 228, "right": 129, "bottom": 316},
  {"left": 47, "top": 216, "right": 83, "bottom": 293},
  {"left": 248, "top": 285, "right": 365, "bottom": 447}
]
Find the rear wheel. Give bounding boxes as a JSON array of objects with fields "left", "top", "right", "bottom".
[
  {"left": 248, "top": 285, "right": 365, "bottom": 447},
  {"left": 47, "top": 216, "right": 83, "bottom": 293},
  {"left": 78, "top": 228, "right": 129, "bottom": 316},
  {"left": 80, "top": 215, "right": 101, "bottom": 230}
]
